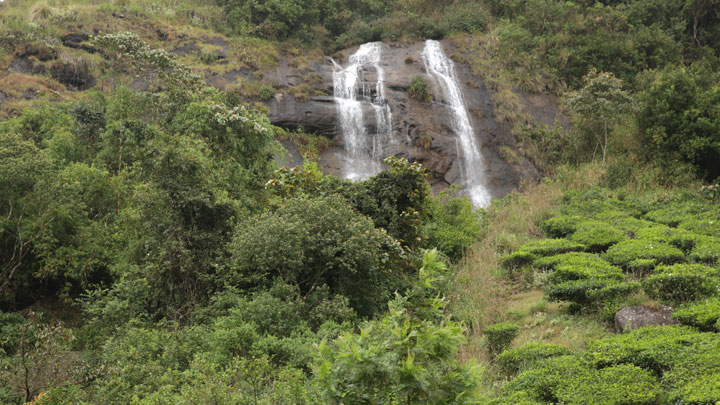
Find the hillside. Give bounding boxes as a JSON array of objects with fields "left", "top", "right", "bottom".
[{"left": 1, "top": 0, "right": 719, "bottom": 403}]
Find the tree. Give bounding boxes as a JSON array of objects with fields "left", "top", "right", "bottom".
[
  {"left": 637, "top": 65, "right": 720, "bottom": 180},
  {"left": 566, "top": 69, "right": 634, "bottom": 164},
  {"left": 226, "top": 195, "right": 406, "bottom": 317}
]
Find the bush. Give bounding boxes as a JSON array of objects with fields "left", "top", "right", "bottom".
[
  {"left": 689, "top": 237, "right": 720, "bottom": 264},
  {"left": 515, "top": 238, "right": 586, "bottom": 257},
  {"left": 499, "top": 251, "right": 537, "bottom": 270},
  {"left": 424, "top": 193, "right": 484, "bottom": 262},
  {"left": 605, "top": 239, "right": 684, "bottom": 271},
  {"left": 673, "top": 297, "right": 720, "bottom": 331},
  {"left": 585, "top": 325, "right": 709, "bottom": 374},
  {"left": 635, "top": 226, "right": 703, "bottom": 252},
  {"left": 506, "top": 355, "right": 589, "bottom": 402},
  {"left": 570, "top": 221, "right": 626, "bottom": 252},
  {"left": 553, "top": 364, "right": 660, "bottom": 405},
  {"left": 408, "top": 76, "right": 432, "bottom": 102},
  {"left": 540, "top": 215, "right": 581, "bottom": 238},
  {"left": 643, "top": 264, "right": 719, "bottom": 305},
  {"left": 546, "top": 279, "right": 638, "bottom": 309},
  {"left": 483, "top": 322, "right": 520, "bottom": 356},
  {"left": 533, "top": 252, "right": 617, "bottom": 273},
  {"left": 497, "top": 343, "right": 572, "bottom": 376},
  {"left": 678, "top": 215, "right": 720, "bottom": 238},
  {"left": 314, "top": 250, "right": 479, "bottom": 404}
]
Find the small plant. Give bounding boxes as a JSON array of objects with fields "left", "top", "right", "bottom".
[
  {"left": 404, "top": 55, "right": 414, "bottom": 64},
  {"left": 483, "top": 321, "right": 520, "bottom": 356},
  {"left": 258, "top": 84, "right": 275, "bottom": 101},
  {"left": 408, "top": 76, "right": 432, "bottom": 102}
]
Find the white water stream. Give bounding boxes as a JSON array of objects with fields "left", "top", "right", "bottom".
[
  {"left": 422, "top": 40, "right": 491, "bottom": 207},
  {"left": 332, "top": 42, "right": 395, "bottom": 180}
]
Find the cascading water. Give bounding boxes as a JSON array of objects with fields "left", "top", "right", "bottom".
[
  {"left": 332, "top": 42, "right": 394, "bottom": 180},
  {"left": 421, "top": 40, "right": 492, "bottom": 207}
]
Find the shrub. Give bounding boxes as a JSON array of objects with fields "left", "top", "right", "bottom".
[
  {"left": 670, "top": 374, "right": 720, "bottom": 405},
  {"left": 643, "top": 264, "right": 719, "bottom": 305},
  {"left": 258, "top": 84, "right": 275, "bottom": 101},
  {"left": 635, "top": 226, "right": 703, "bottom": 252},
  {"left": 516, "top": 238, "right": 586, "bottom": 257},
  {"left": 661, "top": 337, "right": 720, "bottom": 404},
  {"left": 506, "top": 355, "right": 589, "bottom": 402},
  {"left": 678, "top": 215, "right": 720, "bottom": 238},
  {"left": 605, "top": 239, "right": 684, "bottom": 271},
  {"left": 314, "top": 250, "right": 479, "bottom": 404},
  {"left": 533, "top": 252, "right": 616, "bottom": 273},
  {"left": 689, "top": 237, "right": 720, "bottom": 264},
  {"left": 570, "top": 221, "right": 626, "bottom": 252},
  {"left": 585, "top": 325, "right": 708, "bottom": 374},
  {"left": 626, "top": 258, "right": 657, "bottom": 276},
  {"left": 672, "top": 297, "right": 720, "bottom": 331},
  {"left": 546, "top": 279, "right": 638, "bottom": 309},
  {"left": 540, "top": 215, "right": 581, "bottom": 238},
  {"left": 497, "top": 343, "right": 572, "bottom": 376},
  {"left": 499, "top": 251, "right": 537, "bottom": 270},
  {"left": 408, "top": 76, "right": 432, "bottom": 102},
  {"left": 424, "top": 193, "right": 484, "bottom": 262},
  {"left": 553, "top": 364, "right": 660, "bottom": 405},
  {"left": 483, "top": 322, "right": 520, "bottom": 356}
]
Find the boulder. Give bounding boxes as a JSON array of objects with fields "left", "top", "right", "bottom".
[{"left": 614, "top": 305, "right": 679, "bottom": 332}]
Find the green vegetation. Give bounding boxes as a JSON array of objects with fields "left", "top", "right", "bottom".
[
  {"left": 408, "top": 76, "right": 432, "bottom": 102},
  {"left": 483, "top": 322, "right": 520, "bottom": 356},
  {"left": 0, "top": 0, "right": 719, "bottom": 403}
]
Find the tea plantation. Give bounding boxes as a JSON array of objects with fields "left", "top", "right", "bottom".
[{"left": 495, "top": 188, "right": 720, "bottom": 403}]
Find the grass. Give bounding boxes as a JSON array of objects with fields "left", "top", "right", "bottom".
[{"left": 452, "top": 164, "right": 606, "bottom": 362}]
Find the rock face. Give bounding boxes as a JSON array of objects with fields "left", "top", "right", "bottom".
[
  {"left": 614, "top": 305, "right": 679, "bottom": 332},
  {"left": 265, "top": 40, "right": 548, "bottom": 199}
]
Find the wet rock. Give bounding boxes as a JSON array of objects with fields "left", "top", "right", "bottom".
[
  {"left": 265, "top": 39, "right": 545, "bottom": 199},
  {"left": 60, "top": 33, "right": 97, "bottom": 53},
  {"left": 50, "top": 57, "right": 95, "bottom": 90},
  {"left": 615, "top": 305, "right": 679, "bottom": 332}
]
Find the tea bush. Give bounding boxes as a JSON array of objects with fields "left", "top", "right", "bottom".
[
  {"left": 569, "top": 221, "right": 626, "bottom": 252},
  {"left": 497, "top": 342, "right": 572, "bottom": 376},
  {"left": 545, "top": 279, "right": 638, "bottom": 309},
  {"left": 514, "top": 238, "right": 586, "bottom": 257},
  {"left": 605, "top": 239, "right": 684, "bottom": 270},
  {"left": 643, "top": 264, "right": 719, "bottom": 304},
  {"left": 635, "top": 226, "right": 703, "bottom": 252},
  {"left": 540, "top": 215, "right": 580, "bottom": 238},
  {"left": 689, "top": 237, "right": 720, "bottom": 264},
  {"left": 672, "top": 297, "right": 720, "bottom": 331},
  {"left": 678, "top": 215, "right": 720, "bottom": 238},
  {"left": 483, "top": 322, "right": 520, "bottom": 356},
  {"left": 585, "top": 325, "right": 710, "bottom": 374}
]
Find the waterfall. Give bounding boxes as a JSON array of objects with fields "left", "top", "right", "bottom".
[
  {"left": 332, "top": 42, "right": 394, "bottom": 180},
  {"left": 421, "top": 40, "right": 491, "bottom": 207}
]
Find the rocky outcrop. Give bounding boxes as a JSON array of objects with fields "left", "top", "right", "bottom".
[
  {"left": 614, "top": 305, "right": 679, "bottom": 332},
  {"left": 264, "top": 39, "right": 545, "bottom": 199}
]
